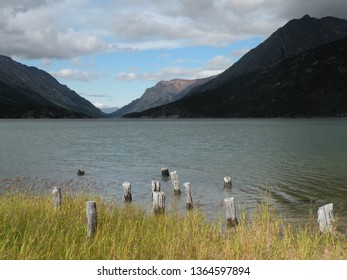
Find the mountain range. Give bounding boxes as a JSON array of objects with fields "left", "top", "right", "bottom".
[
  {"left": 1, "top": 15, "right": 347, "bottom": 119},
  {"left": 124, "top": 15, "right": 347, "bottom": 118},
  {"left": 111, "top": 77, "right": 213, "bottom": 117},
  {"left": 0, "top": 55, "right": 104, "bottom": 118},
  {"left": 101, "top": 107, "right": 119, "bottom": 114}
]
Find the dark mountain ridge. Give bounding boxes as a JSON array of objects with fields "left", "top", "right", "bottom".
[
  {"left": 124, "top": 15, "right": 347, "bottom": 118},
  {"left": 0, "top": 55, "right": 104, "bottom": 118},
  {"left": 186, "top": 15, "right": 347, "bottom": 97}
]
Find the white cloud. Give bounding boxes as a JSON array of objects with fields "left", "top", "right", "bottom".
[
  {"left": 206, "top": 55, "right": 232, "bottom": 71},
  {"left": 117, "top": 55, "right": 232, "bottom": 81},
  {"left": 0, "top": 1, "right": 106, "bottom": 59},
  {"left": 50, "top": 69, "right": 97, "bottom": 81},
  {"left": 93, "top": 102, "right": 104, "bottom": 108},
  {"left": 117, "top": 72, "right": 137, "bottom": 82}
]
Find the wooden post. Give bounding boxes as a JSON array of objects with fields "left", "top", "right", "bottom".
[
  {"left": 224, "top": 176, "right": 232, "bottom": 188},
  {"left": 151, "top": 180, "right": 161, "bottom": 193},
  {"left": 161, "top": 167, "right": 170, "bottom": 177},
  {"left": 86, "top": 201, "right": 97, "bottom": 238},
  {"left": 170, "top": 171, "right": 181, "bottom": 195},
  {"left": 184, "top": 182, "right": 193, "bottom": 210},
  {"left": 123, "top": 182, "right": 132, "bottom": 203},
  {"left": 52, "top": 186, "right": 62, "bottom": 209},
  {"left": 224, "top": 197, "right": 238, "bottom": 227},
  {"left": 318, "top": 203, "right": 334, "bottom": 233},
  {"left": 77, "top": 169, "right": 85, "bottom": 176},
  {"left": 152, "top": 191, "right": 165, "bottom": 214}
]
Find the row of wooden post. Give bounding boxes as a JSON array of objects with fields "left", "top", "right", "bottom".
[{"left": 51, "top": 170, "right": 336, "bottom": 237}]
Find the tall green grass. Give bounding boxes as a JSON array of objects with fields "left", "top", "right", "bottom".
[{"left": 0, "top": 191, "right": 346, "bottom": 259}]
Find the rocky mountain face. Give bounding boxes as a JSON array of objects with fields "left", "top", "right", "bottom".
[
  {"left": 187, "top": 15, "right": 347, "bottom": 97},
  {"left": 124, "top": 15, "right": 347, "bottom": 118},
  {"left": 0, "top": 55, "right": 104, "bottom": 118},
  {"left": 111, "top": 77, "right": 213, "bottom": 117}
]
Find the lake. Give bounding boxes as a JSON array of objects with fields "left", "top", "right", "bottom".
[{"left": 0, "top": 119, "right": 346, "bottom": 232}]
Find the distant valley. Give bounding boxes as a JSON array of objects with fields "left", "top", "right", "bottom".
[{"left": 101, "top": 107, "right": 119, "bottom": 114}]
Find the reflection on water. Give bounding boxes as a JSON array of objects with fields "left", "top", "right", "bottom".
[{"left": 0, "top": 119, "right": 346, "bottom": 233}]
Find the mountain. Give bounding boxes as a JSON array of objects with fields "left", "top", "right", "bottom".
[
  {"left": 101, "top": 107, "right": 119, "bottom": 114},
  {"left": 111, "top": 77, "right": 213, "bottom": 117},
  {"left": 124, "top": 15, "right": 347, "bottom": 118},
  {"left": 125, "top": 36, "right": 347, "bottom": 118},
  {"left": 187, "top": 15, "right": 347, "bottom": 97},
  {"left": 0, "top": 55, "right": 104, "bottom": 118}
]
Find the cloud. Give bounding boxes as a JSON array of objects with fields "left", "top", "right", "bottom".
[
  {"left": 114, "top": 0, "right": 284, "bottom": 46},
  {"left": 0, "top": 1, "right": 106, "bottom": 59},
  {"left": 117, "top": 72, "right": 138, "bottom": 82},
  {"left": 50, "top": 69, "right": 97, "bottom": 81},
  {"left": 117, "top": 55, "right": 232, "bottom": 81},
  {"left": 231, "top": 48, "right": 251, "bottom": 57},
  {"left": 87, "top": 94, "right": 111, "bottom": 98},
  {"left": 1, "top": 0, "right": 346, "bottom": 59},
  {"left": 93, "top": 102, "right": 104, "bottom": 108},
  {"left": 279, "top": 0, "right": 347, "bottom": 19},
  {"left": 206, "top": 55, "right": 232, "bottom": 71},
  {"left": 110, "top": 0, "right": 347, "bottom": 49},
  {"left": 0, "top": 0, "right": 53, "bottom": 11}
]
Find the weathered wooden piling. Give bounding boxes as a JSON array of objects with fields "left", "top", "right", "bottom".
[
  {"left": 152, "top": 191, "right": 165, "bottom": 214},
  {"left": 161, "top": 167, "right": 170, "bottom": 177},
  {"left": 184, "top": 182, "right": 193, "bottom": 210},
  {"left": 77, "top": 169, "right": 85, "bottom": 176},
  {"left": 52, "top": 186, "right": 62, "bottom": 209},
  {"left": 151, "top": 180, "right": 161, "bottom": 193},
  {"left": 86, "top": 201, "right": 97, "bottom": 238},
  {"left": 318, "top": 203, "right": 334, "bottom": 233},
  {"left": 224, "top": 197, "right": 238, "bottom": 227},
  {"left": 224, "top": 176, "right": 232, "bottom": 188},
  {"left": 123, "top": 182, "right": 132, "bottom": 203},
  {"left": 170, "top": 171, "right": 181, "bottom": 195}
]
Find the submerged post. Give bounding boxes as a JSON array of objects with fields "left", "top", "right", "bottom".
[
  {"left": 123, "top": 182, "right": 132, "bottom": 203},
  {"left": 170, "top": 171, "right": 181, "bottom": 195},
  {"left": 152, "top": 191, "right": 165, "bottom": 214},
  {"left": 224, "top": 197, "right": 238, "bottom": 227},
  {"left": 77, "top": 169, "right": 85, "bottom": 176},
  {"left": 151, "top": 180, "right": 161, "bottom": 193},
  {"left": 161, "top": 167, "right": 170, "bottom": 177},
  {"left": 52, "top": 186, "right": 62, "bottom": 209},
  {"left": 86, "top": 201, "right": 97, "bottom": 238},
  {"left": 318, "top": 203, "right": 334, "bottom": 233},
  {"left": 184, "top": 182, "right": 193, "bottom": 210},
  {"left": 224, "top": 176, "right": 232, "bottom": 188}
]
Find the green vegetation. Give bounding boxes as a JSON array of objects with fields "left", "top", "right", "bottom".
[{"left": 0, "top": 191, "right": 346, "bottom": 260}]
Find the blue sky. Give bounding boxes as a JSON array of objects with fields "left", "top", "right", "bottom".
[{"left": 1, "top": 0, "right": 346, "bottom": 108}]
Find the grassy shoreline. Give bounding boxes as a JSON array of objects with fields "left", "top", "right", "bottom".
[{"left": 0, "top": 191, "right": 346, "bottom": 260}]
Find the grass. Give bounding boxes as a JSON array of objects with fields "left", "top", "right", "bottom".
[{"left": 0, "top": 191, "right": 346, "bottom": 260}]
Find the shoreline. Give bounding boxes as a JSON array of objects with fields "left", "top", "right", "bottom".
[{"left": 0, "top": 189, "right": 346, "bottom": 260}]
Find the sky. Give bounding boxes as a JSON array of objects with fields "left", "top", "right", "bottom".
[{"left": 1, "top": 0, "right": 347, "bottom": 109}]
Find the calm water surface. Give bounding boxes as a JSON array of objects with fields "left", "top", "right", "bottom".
[{"left": 0, "top": 119, "right": 346, "bottom": 231}]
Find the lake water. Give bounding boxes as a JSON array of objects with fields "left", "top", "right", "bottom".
[{"left": 0, "top": 119, "right": 346, "bottom": 232}]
